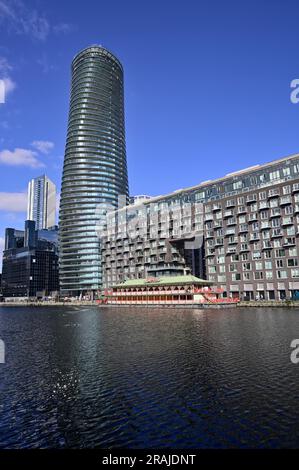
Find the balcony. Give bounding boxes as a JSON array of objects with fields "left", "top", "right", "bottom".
[
  {"left": 268, "top": 189, "right": 280, "bottom": 198},
  {"left": 215, "top": 238, "right": 224, "bottom": 246},
  {"left": 246, "top": 195, "right": 257, "bottom": 204},
  {"left": 280, "top": 196, "right": 292, "bottom": 205},
  {"left": 225, "top": 229, "right": 236, "bottom": 236},
  {"left": 248, "top": 213, "right": 258, "bottom": 222},
  {"left": 227, "top": 218, "right": 237, "bottom": 226},
  {"left": 226, "top": 199, "right": 236, "bottom": 208},
  {"left": 204, "top": 214, "right": 214, "bottom": 222},
  {"left": 270, "top": 209, "right": 281, "bottom": 218},
  {"left": 226, "top": 247, "right": 237, "bottom": 254},
  {"left": 283, "top": 237, "right": 296, "bottom": 247},
  {"left": 205, "top": 230, "right": 214, "bottom": 238},
  {"left": 261, "top": 222, "right": 270, "bottom": 230},
  {"left": 240, "top": 244, "right": 249, "bottom": 252},
  {"left": 259, "top": 202, "right": 269, "bottom": 210},
  {"left": 212, "top": 203, "right": 222, "bottom": 211},
  {"left": 271, "top": 229, "right": 283, "bottom": 238},
  {"left": 224, "top": 209, "right": 234, "bottom": 218},
  {"left": 239, "top": 224, "right": 248, "bottom": 233},
  {"left": 294, "top": 204, "right": 299, "bottom": 214},
  {"left": 281, "top": 217, "right": 293, "bottom": 226},
  {"left": 237, "top": 206, "right": 246, "bottom": 214},
  {"left": 214, "top": 221, "right": 223, "bottom": 228},
  {"left": 228, "top": 237, "right": 238, "bottom": 244},
  {"left": 292, "top": 183, "right": 299, "bottom": 193},
  {"left": 262, "top": 243, "right": 272, "bottom": 250},
  {"left": 250, "top": 233, "right": 260, "bottom": 241}
]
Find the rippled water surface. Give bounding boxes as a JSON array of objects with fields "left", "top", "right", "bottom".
[{"left": 0, "top": 306, "right": 299, "bottom": 448}]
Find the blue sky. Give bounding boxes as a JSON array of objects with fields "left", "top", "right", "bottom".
[{"left": 1, "top": 0, "right": 299, "bottom": 262}]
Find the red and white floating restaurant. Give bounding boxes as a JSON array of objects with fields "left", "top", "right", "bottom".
[{"left": 99, "top": 275, "right": 239, "bottom": 306}]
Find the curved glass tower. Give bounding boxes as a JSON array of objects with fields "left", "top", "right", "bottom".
[{"left": 59, "top": 45, "right": 129, "bottom": 296}]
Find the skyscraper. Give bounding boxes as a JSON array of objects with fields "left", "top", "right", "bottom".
[
  {"left": 27, "top": 175, "right": 56, "bottom": 230},
  {"left": 59, "top": 45, "right": 129, "bottom": 297}
]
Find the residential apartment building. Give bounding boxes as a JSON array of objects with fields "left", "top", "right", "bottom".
[
  {"left": 27, "top": 174, "right": 56, "bottom": 230},
  {"left": 59, "top": 45, "right": 129, "bottom": 297},
  {"left": 101, "top": 152, "right": 299, "bottom": 300}
]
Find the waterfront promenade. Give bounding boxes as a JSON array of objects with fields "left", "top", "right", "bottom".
[{"left": 1, "top": 300, "right": 299, "bottom": 308}]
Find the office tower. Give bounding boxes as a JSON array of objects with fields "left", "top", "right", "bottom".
[
  {"left": 59, "top": 45, "right": 129, "bottom": 297},
  {"left": 27, "top": 175, "right": 56, "bottom": 230},
  {"left": 101, "top": 152, "right": 299, "bottom": 301},
  {"left": 1, "top": 222, "right": 59, "bottom": 298}
]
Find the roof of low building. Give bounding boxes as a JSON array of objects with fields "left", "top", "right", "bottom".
[{"left": 113, "top": 275, "right": 212, "bottom": 289}]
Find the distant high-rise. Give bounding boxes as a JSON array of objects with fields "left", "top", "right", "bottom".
[
  {"left": 27, "top": 175, "right": 56, "bottom": 230},
  {"left": 59, "top": 45, "right": 129, "bottom": 296}
]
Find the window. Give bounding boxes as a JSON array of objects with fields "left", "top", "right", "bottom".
[
  {"left": 242, "top": 262, "right": 251, "bottom": 271},
  {"left": 291, "top": 269, "right": 299, "bottom": 278},
  {"left": 233, "top": 181, "right": 242, "bottom": 190},
  {"left": 275, "top": 249, "right": 285, "bottom": 257},
  {"left": 255, "top": 272, "right": 263, "bottom": 279},
  {"left": 232, "top": 273, "right": 241, "bottom": 281},
  {"left": 266, "top": 271, "right": 273, "bottom": 279},
  {"left": 259, "top": 192, "right": 266, "bottom": 200},
  {"left": 265, "top": 261, "right": 272, "bottom": 270},
  {"left": 288, "top": 259, "right": 298, "bottom": 267},
  {"left": 255, "top": 262, "right": 263, "bottom": 270},
  {"left": 272, "top": 218, "right": 280, "bottom": 227},
  {"left": 270, "top": 170, "right": 280, "bottom": 181},
  {"left": 276, "top": 259, "right": 284, "bottom": 268},
  {"left": 277, "top": 270, "right": 287, "bottom": 279},
  {"left": 283, "top": 168, "right": 291, "bottom": 177},
  {"left": 283, "top": 184, "right": 291, "bottom": 194}
]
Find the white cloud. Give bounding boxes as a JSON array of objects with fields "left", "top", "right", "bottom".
[
  {"left": 0, "top": 148, "right": 44, "bottom": 168},
  {"left": 0, "top": 56, "right": 16, "bottom": 101},
  {"left": 0, "top": 192, "right": 27, "bottom": 212},
  {"left": 3, "top": 76, "right": 16, "bottom": 95},
  {"left": 0, "top": 0, "right": 73, "bottom": 41},
  {"left": 31, "top": 140, "right": 54, "bottom": 154},
  {"left": 0, "top": 0, "right": 50, "bottom": 41}
]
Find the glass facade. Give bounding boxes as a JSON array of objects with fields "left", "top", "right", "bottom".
[
  {"left": 59, "top": 46, "right": 129, "bottom": 295},
  {"left": 27, "top": 175, "right": 56, "bottom": 230}
]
